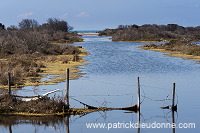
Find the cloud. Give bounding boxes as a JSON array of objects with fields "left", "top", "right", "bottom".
[
  {"left": 17, "top": 12, "right": 34, "bottom": 19},
  {"left": 59, "top": 13, "right": 69, "bottom": 19},
  {"left": 77, "top": 12, "right": 89, "bottom": 18}
]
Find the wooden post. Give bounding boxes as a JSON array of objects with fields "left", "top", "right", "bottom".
[
  {"left": 137, "top": 77, "right": 140, "bottom": 111},
  {"left": 8, "top": 72, "right": 11, "bottom": 95},
  {"left": 172, "top": 83, "right": 175, "bottom": 110},
  {"left": 65, "top": 68, "right": 70, "bottom": 107}
]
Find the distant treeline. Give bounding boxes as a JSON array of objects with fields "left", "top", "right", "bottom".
[{"left": 99, "top": 24, "right": 200, "bottom": 42}]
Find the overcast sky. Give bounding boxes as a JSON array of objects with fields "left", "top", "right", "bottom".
[{"left": 1, "top": 0, "right": 200, "bottom": 30}]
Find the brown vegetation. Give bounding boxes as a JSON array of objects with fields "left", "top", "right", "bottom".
[
  {"left": 0, "top": 18, "right": 83, "bottom": 86},
  {"left": 0, "top": 55, "right": 42, "bottom": 85}
]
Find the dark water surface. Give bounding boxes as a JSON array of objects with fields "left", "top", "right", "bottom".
[{"left": 1, "top": 35, "right": 200, "bottom": 133}]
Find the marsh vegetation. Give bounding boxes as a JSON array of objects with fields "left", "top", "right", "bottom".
[{"left": 0, "top": 18, "right": 83, "bottom": 86}]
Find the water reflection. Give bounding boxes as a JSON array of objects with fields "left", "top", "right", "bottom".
[
  {"left": 172, "top": 110, "right": 175, "bottom": 133},
  {"left": 0, "top": 115, "right": 66, "bottom": 133},
  {"left": 66, "top": 115, "right": 70, "bottom": 133},
  {"left": 0, "top": 108, "right": 178, "bottom": 133},
  {"left": 137, "top": 109, "right": 178, "bottom": 133},
  {"left": 138, "top": 108, "right": 141, "bottom": 133}
]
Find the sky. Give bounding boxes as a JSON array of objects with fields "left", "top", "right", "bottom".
[{"left": 1, "top": 0, "right": 200, "bottom": 30}]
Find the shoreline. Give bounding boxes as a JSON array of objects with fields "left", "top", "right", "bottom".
[
  {"left": 24, "top": 47, "right": 90, "bottom": 86},
  {"left": 140, "top": 47, "right": 200, "bottom": 62},
  {"left": 0, "top": 47, "right": 90, "bottom": 89}
]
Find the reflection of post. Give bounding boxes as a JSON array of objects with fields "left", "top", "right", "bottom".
[
  {"left": 137, "top": 108, "right": 141, "bottom": 133},
  {"left": 172, "top": 110, "right": 175, "bottom": 133},
  {"left": 137, "top": 77, "right": 140, "bottom": 112},
  {"left": 66, "top": 115, "right": 70, "bottom": 133},
  {"left": 137, "top": 77, "right": 141, "bottom": 133},
  {"left": 9, "top": 125, "right": 12, "bottom": 133}
]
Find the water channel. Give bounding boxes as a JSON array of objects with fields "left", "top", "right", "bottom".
[{"left": 1, "top": 35, "right": 200, "bottom": 133}]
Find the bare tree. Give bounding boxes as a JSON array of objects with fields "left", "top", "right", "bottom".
[
  {"left": 18, "top": 19, "right": 40, "bottom": 30},
  {"left": 42, "top": 18, "right": 73, "bottom": 32}
]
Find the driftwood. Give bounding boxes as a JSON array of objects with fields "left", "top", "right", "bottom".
[
  {"left": 70, "top": 97, "right": 137, "bottom": 111},
  {"left": 12, "top": 95, "right": 39, "bottom": 98},
  {"left": 13, "top": 89, "right": 60, "bottom": 102}
]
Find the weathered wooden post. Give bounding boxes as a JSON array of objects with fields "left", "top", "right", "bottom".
[
  {"left": 172, "top": 83, "right": 176, "bottom": 111},
  {"left": 137, "top": 77, "right": 141, "bottom": 111},
  {"left": 172, "top": 83, "right": 177, "bottom": 133},
  {"left": 8, "top": 72, "right": 11, "bottom": 95},
  {"left": 65, "top": 68, "right": 70, "bottom": 107},
  {"left": 172, "top": 82, "right": 176, "bottom": 132}
]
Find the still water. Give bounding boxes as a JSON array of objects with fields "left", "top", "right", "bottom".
[{"left": 1, "top": 35, "right": 200, "bottom": 133}]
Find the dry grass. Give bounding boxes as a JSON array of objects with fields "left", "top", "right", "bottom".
[{"left": 0, "top": 55, "right": 42, "bottom": 85}]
